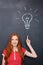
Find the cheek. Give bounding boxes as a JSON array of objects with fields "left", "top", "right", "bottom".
[
  {"left": 11, "top": 40, "right": 14, "bottom": 43},
  {"left": 16, "top": 40, "right": 18, "bottom": 44}
]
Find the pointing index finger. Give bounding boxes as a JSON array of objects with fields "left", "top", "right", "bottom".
[{"left": 27, "top": 35, "right": 28, "bottom": 39}]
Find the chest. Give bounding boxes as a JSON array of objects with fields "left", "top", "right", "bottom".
[{"left": 7, "top": 51, "right": 22, "bottom": 63}]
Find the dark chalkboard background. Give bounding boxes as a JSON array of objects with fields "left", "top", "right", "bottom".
[{"left": 0, "top": 0, "right": 43, "bottom": 65}]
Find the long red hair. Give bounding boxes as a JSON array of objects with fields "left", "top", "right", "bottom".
[{"left": 4, "top": 33, "right": 24, "bottom": 64}]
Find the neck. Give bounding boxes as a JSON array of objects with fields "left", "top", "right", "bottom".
[{"left": 13, "top": 46, "right": 18, "bottom": 52}]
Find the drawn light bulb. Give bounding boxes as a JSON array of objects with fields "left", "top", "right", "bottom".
[{"left": 22, "top": 13, "right": 33, "bottom": 29}]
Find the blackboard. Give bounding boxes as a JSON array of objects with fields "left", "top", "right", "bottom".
[{"left": 0, "top": 0, "right": 43, "bottom": 65}]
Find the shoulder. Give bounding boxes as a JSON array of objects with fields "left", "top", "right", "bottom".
[
  {"left": 2, "top": 48, "right": 7, "bottom": 57},
  {"left": 22, "top": 47, "right": 27, "bottom": 54}
]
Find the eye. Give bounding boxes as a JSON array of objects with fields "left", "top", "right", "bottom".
[
  {"left": 15, "top": 39, "right": 18, "bottom": 40},
  {"left": 11, "top": 39, "right": 14, "bottom": 40}
]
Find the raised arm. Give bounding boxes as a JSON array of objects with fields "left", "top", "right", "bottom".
[{"left": 25, "top": 35, "right": 38, "bottom": 58}]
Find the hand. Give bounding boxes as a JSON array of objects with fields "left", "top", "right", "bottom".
[{"left": 26, "top": 35, "right": 31, "bottom": 46}]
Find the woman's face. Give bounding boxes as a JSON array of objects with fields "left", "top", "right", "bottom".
[{"left": 11, "top": 35, "right": 18, "bottom": 47}]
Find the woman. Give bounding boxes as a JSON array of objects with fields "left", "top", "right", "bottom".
[{"left": 2, "top": 33, "right": 38, "bottom": 65}]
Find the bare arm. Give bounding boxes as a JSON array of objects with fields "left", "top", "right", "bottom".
[
  {"left": 2, "top": 54, "right": 5, "bottom": 65},
  {"left": 24, "top": 36, "right": 38, "bottom": 58}
]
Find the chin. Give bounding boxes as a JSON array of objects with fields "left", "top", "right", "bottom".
[{"left": 13, "top": 45, "right": 17, "bottom": 47}]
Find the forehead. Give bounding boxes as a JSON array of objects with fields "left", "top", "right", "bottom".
[{"left": 11, "top": 35, "right": 18, "bottom": 39}]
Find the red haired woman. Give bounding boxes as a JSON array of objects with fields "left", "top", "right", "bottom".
[{"left": 2, "top": 33, "right": 37, "bottom": 65}]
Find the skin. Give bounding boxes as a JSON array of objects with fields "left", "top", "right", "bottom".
[
  {"left": 11, "top": 35, "right": 19, "bottom": 52},
  {"left": 2, "top": 35, "right": 38, "bottom": 65}
]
